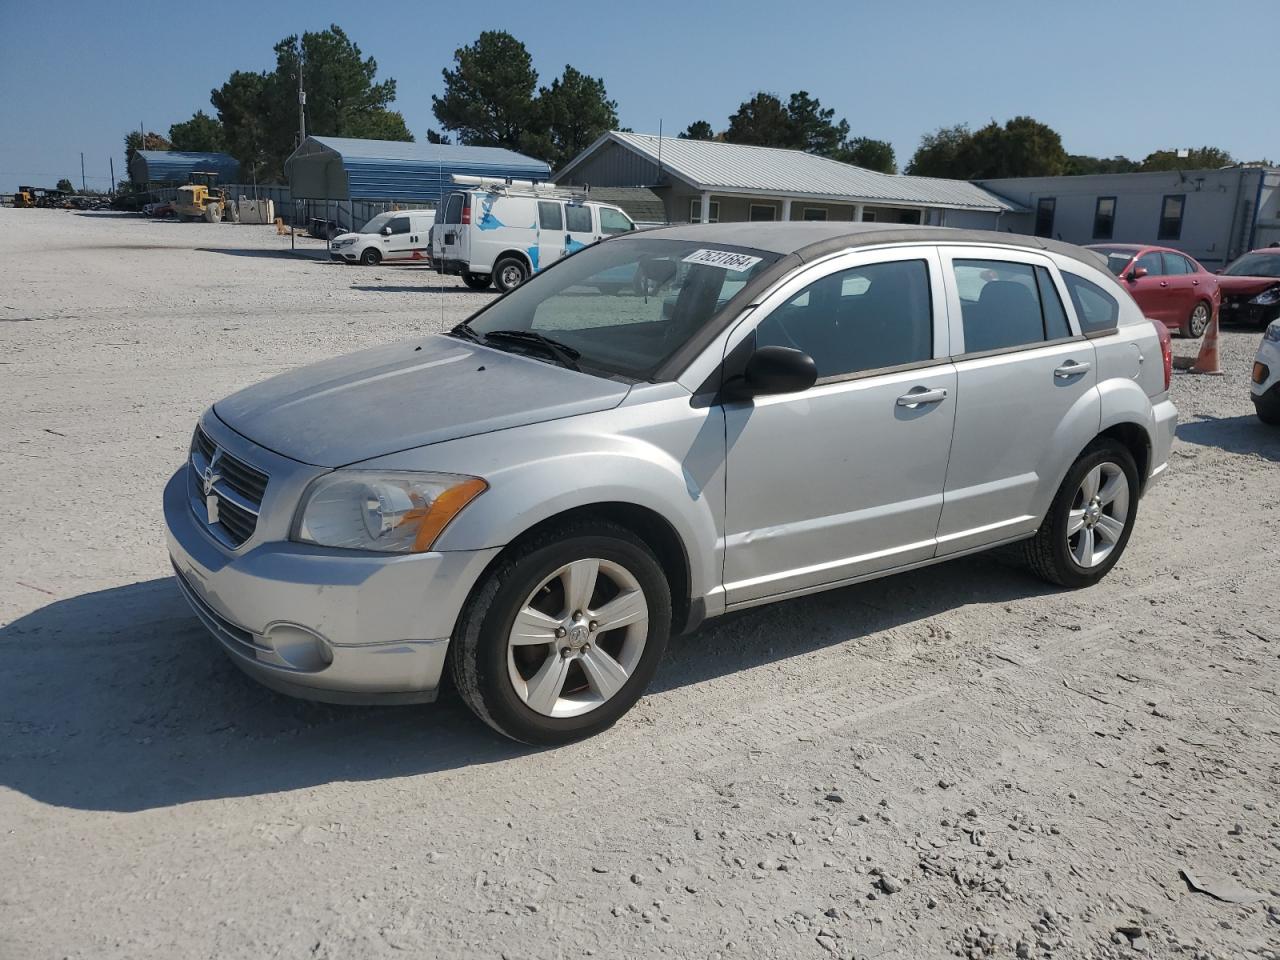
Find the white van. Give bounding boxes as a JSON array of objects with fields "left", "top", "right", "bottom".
[
  {"left": 329, "top": 210, "right": 436, "bottom": 266},
  {"left": 431, "top": 180, "right": 636, "bottom": 291}
]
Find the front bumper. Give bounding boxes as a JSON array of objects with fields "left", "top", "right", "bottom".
[
  {"left": 1252, "top": 337, "right": 1280, "bottom": 398},
  {"left": 163, "top": 465, "right": 500, "bottom": 705},
  {"left": 1221, "top": 296, "right": 1280, "bottom": 328}
]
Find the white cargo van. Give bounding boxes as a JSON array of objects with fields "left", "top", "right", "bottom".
[
  {"left": 329, "top": 210, "right": 436, "bottom": 266},
  {"left": 431, "top": 178, "right": 636, "bottom": 291}
]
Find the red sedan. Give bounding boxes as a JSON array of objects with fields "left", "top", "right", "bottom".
[{"left": 1087, "top": 244, "right": 1221, "bottom": 338}]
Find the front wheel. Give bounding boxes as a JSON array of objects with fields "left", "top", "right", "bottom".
[
  {"left": 359, "top": 247, "right": 381, "bottom": 266},
  {"left": 450, "top": 522, "right": 671, "bottom": 745},
  {"left": 493, "top": 255, "right": 529, "bottom": 293},
  {"left": 1255, "top": 388, "right": 1280, "bottom": 426},
  {"left": 462, "top": 271, "right": 491, "bottom": 290},
  {"left": 1181, "top": 301, "right": 1210, "bottom": 338},
  {"left": 1023, "top": 439, "right": 1140, "bottom": 589}
]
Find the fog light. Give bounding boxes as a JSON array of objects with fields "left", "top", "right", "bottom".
[
  {"left": 1254, "top": 362, "right": 1270, "bottom": 385},
  {"left": 262, "top": 623, "right": 334, "bottom": 671}
]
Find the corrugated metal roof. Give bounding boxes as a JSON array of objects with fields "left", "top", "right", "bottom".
[
  {"left": 567, "top": 133, "right": 1023, "bottom": 213},
  {"left": 130, "top": 150, "right": 240, "bottom": 184},
  {"left": 290, "top": 137, "right": 550, "bottom": 203}
]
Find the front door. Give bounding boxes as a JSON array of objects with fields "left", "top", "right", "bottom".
[
  {"left": 935, "top": 249, "right": 1098, "bottom": 555},
  {"left": 381, "top": 214, "right": 413, "bottom": 261},
  {"left": 1126, "top": 249, "right": 1174, "bottom": 322},
  {"left": 723, "top": 248, "right": 957, "bottom": 605}
]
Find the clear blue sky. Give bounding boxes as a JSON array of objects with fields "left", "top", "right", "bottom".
[{"left": 1, "top": 0, "right": 1273, "bottom": 193}]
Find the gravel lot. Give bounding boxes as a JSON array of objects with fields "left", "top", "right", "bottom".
[{"left": 1, "top": 209, "right": 1277, "bottom": 960}]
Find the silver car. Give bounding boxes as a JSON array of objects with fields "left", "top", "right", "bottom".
[{"left": 164, "top": 223, "right": 1177, "bottom": 744}]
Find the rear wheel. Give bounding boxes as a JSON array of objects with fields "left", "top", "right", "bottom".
[
  {"left": 1023, "top": 439, "right": 1139, "bottom": 589},
  {"left": 203, "top": 203, "right": 222, "bottom": 224},
  {"left": 493, "top": 256, "right": 529, "bottom": 293},
  {"left": 1181, "top": 301, "right": 1210, "bottom": 338},
  {"left": 462, "top": 271, "right": 492, "bottom": 290},
  {"left": 359, "top": 247, "right": 381, "bottom": 266},
  {"left": 450, "top": 522, "right": 671, "bottom": 745}
]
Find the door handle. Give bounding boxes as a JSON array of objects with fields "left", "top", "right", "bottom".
[
  {"left": 1159, "top": 280, "right": 1169, "bottom": 287},
  {"left": 1191, "top": 279, "right": 1200, "bottom": 286},
  {"left": 1054, "top": 360, "right": 1091, "bottom": 379},
  {"left": 896, "top": 387, "right": 948, "bottom": 408}
]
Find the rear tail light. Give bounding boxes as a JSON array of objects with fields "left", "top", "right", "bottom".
[
  {"left": 1152, "top": 318, "right": 1173, "bottom": 390},
  {"left": 460, "top": 197, "right": 471, "bottom": 225}
]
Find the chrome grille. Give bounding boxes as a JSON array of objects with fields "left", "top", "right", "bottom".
[{"left": 189, "top": 424, "right": 270, "bottom": 548}]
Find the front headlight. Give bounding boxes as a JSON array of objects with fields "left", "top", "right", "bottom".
[
  {"left": 332, "top": 238, "right": 355, "bottom": 248},
  {"left": 293, "top": 471, "right": 487, "bottom": 553},
  {"left": 1251, "top": 286, "right": 1280, "bottom": 306},
  {"left": 1264, "top": 321, "right": 1280, "bottom": 343}
]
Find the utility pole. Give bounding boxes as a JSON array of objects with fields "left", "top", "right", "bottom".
[
  {"left": 109, "top": 157, "right": 115, "bottom": 195},
  {"left": 80, "top": 152, "right": 86, "bottom": 193},
  {"left": 297, "top": 42, "right": 306, "bottom": 147}
]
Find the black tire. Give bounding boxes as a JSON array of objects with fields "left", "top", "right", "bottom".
[
  {"left": 359, "top": 247, "right": 381, "bottom": 266},
  {"left": 450, "top": 521, "right": 672, "bottom": 745},
  {"left": 1255, "top": 388, "right": 1280, "bottom": 426},
  {"left": 1181, "top": 301, "right": 1210, "bottom": 338},
  {"left": 1022, "top": 438, "right": 1140, "bottom": 589},
  {"left": 462, "top": 271, "right": 492, "bottom": 290},
  {"left": 493, "top": 255, "right": 529, "bottom": 293}
]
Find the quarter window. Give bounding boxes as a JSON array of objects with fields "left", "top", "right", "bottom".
[
  {"left": 538, "top": 201, "right": 563, "bottom": 231},
  {"left": 598, "top": 207, "right": 634, "bottom": 234},
  {"left": 953, "top": 259, "right": 1071, "bottom": 353},
  {"left": 754, "top": 259, "right": 933, "bottom": 379},
  {"left": 1035, "top": 198, "right": 1056, "bottom": 238},
  {"left": 1093, "top": 197, "right": 1116, "bottom": 240},
  {"left": 1158, "top": 195, "right": 1185, "bottom": 241},
  {"left": 565, "top": 204, "right": 593, "bottom": 233},
  {"left": 1061, "top": 273, "right": 1120, "bottom": 334},
  {"left": 690, "top": 199, "right": 720, "bottom": 223}
]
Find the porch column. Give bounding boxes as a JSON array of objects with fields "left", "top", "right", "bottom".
[
  {"left": 781, "top": 197, "right": 793, "bottom": 221},
  {"left": 700, "top": 190, "right": 713, "bottom": 223},
  {"left": 853, "top": 203, "right": 865, "bottom": 222}
]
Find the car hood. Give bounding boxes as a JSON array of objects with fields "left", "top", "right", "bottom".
[
  {"left": 1217, "top": 275, "right": 1279, "bottom": 296},
  {"left": 214, "top": 335, "right": 630, "bottom": 467}
]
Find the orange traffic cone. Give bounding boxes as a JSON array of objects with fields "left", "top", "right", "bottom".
[{"left": 1173, "top": 310, "right": 1224, "bottom": 375}]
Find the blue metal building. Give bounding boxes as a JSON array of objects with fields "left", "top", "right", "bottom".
[
  {"left": 129, "top": 150, "right": 240, "bottom": 184},
  {"left": 285, "top": 136, "right": 550, "bottom": 205}
]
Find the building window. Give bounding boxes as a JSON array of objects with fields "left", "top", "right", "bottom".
[
  {"left": 862, "top": 210, "right": 877, "bottom": 222},
  {"left": 898, "top": 209, "right": 922, "bottom": 225},
  {"left": 690, "top": 198, "right": 720, "bottom": 223},
  {"left": 1092, "top": 197, "right": 1116, "bottom": 240},
  {"left": 1034, "top": 198, "right": 1056, "bottom": 238},
  {"left": 802, "top": 207, "right": 827, "bottom": 221},
  {"left": 1158, "top": 194, "right": 1185, "bottom": 241},
  {"left": 749, "top": 203, "right": 777, "bottom": 222}
]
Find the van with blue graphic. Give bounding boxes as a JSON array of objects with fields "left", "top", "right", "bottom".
[{"left": 432, "top": 178, "right": 636, "bottom": 292}]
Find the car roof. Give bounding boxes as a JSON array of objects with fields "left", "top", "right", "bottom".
[{"left": 640, "top": 222, "right": 1106, "bottom": 270}]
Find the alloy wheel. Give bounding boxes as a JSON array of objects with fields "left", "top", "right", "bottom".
[
  {"left": 1190, "top": 303, "right": 1209, "bottom": 338},
  {"left": 1066, "top": 461, "right": 1130, "bottom": 568},
  {"left": 506, "top": 558, "right": 649, "bottom": 718}
]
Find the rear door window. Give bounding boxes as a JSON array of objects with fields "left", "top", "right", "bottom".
[
  {"left": 442, "top": 194, "right": 463, "bottom": 225},
  {"left": 1161, "top": 252, "right": 1192, "bottom": 275},
  {"left": 538, "top": 201, "right": 563, "bottom": 231},
  {"left": 953, "top": 259, "right": 1073, "bottom": 353}
]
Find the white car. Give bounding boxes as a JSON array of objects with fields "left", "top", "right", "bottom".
[
  {"left": 1252, "top": 320, "right": 1280, "bottom": 424},
  {"left": 329, "top": 210, "right": 435, "bottom": 266},
  {"left": 431, "top": 179, "right": 636, "bottom": 292}
]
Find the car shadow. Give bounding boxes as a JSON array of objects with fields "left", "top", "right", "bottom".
[
  {"left": 0, "top": 553, "right": 1055, "bottom": 813},
  {"left": 1176, "top": 414, "right": 1280, "bottom": 462},
  {"left": 348, "top": 285, "right": 495, "bottom": 295},
  {"left": 195, "top": 247, "right": 328, "bottom": 261}
]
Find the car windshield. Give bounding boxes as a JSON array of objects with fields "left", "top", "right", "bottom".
[
  {"left": 360, "top": 213, "right": 395, "bottom": 234},
  {"left": 1092, "top": 248, "right": 1137, "bottom": 276},
  {"left": 1223, "top": 252, "right": 1280, "bottom": 278},
  {"left": 462, "top": 237, "right": 780, "bottom": 381}
]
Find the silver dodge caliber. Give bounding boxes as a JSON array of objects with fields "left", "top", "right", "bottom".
[{"left": 165, "top": 223, "right": 1177, "bottom": 744}]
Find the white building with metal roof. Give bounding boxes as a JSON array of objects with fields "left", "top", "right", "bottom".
[{"left": 556, "top": 131, "right": 1025, "bottom": 228}]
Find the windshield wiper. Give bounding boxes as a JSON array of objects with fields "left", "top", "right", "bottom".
[
  {"left": 447, "top": 322, "right": 485, "bottom": 343},
  {"left": 482, "top": 330, "right": 581, "bottom": 371}
]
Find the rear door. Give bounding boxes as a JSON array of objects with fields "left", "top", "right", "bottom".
[
  {"left": 1160, "top": 251, "right": 1198, "bottom": 325},
  {"left": 536, "top": 200, "right": 567, "bottom": 272},
  {"left": 935, "top": 248, "right": 1098, "bottom": 555},
  {"left": 436, "top": 192, "right": 468, "bottom": 266}
]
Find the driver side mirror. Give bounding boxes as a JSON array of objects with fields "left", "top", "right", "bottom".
[
  {"left": 725, "top": 345, "right": 818, "bottom": 401},
  {"left": 381, "top": 226, "right": 392, "bottom": 236},
  {"left": 1127, "top": 266, "right": 1148, "bottom": 281}
]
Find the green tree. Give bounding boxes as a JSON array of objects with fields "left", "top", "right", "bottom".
[
  {"left": 907, "top": 117, "right": 1066, "bottom": 179},
  {"left": 906, "top": 124, "right": 975, "bottom": 178},
  {"left": 211, "top": 71, "right": 273, "bottom": 182},
  {"left": 1140, "top": 146, "right": 1233, "bottom": 171},
  {"left": 520, "top": 65, "right": 618, "bottom": 170},
  {"left": 432, "top": 31, "right": 538, "bottom": 150},
  {"left": 833, "top": 137, "right": 896, "bottom": 174},
  {"left": 56, "top": 178, "right": 74, "bottom": 193},
  {"left": 1065, "top": 154, "right": 1139, "bottom": 176},
  {"left": 124, "top": 131, "right": 173, "bottom": 181},
  {"left": 678, "top": 120, "right": 716, "bottom": 141},
  {"left": 169, "top": 110, "right": 226, "bottom": 152},
  {"left": 724, "top": 92, "right": 794, "bottom": 148},
  {"left": 426, "top": 128, "right": 452, "bottom": 145},
  {"left": 786, "top": 91, "right": 848, "bottom": 156}
]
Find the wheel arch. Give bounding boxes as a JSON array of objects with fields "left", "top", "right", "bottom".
[
  {"left": 1097, "top": 421, "right": 1152, "bottom": 494},
  {"left": 495, "top": 249, "right": 533, "bottom": 273}
]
